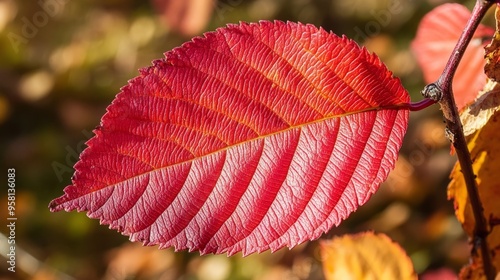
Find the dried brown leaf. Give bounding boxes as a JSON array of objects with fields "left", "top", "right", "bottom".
[
  {"left": 485, "top": 7, "right": 500, "bottom": 82},
  {"left": 461, "top": 80, "right": 500, "bottom": 136}
]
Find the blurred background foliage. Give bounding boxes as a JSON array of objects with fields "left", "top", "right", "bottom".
[{"left": 0, "top": 0, "right": 492, "bottom": 279}]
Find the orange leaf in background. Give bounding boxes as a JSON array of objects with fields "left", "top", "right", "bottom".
[
  {"left": 104, "top": 243, "right": 176, "bottom": 280},
  {"left": 448, "top": 92, "right": 500, "bottom": 279},
  {"left": 320, "top": 232, "right": 416, "bottom": 280},
  {"left": 412, "top": 3, "right": 494, "bottom": 111}
]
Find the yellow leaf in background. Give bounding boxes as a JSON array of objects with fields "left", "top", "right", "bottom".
[
  {"left": 320, "top": 232, "right": 416, "bottom": 280},
  {"left": 448, "top": 6, "right": 500, "bottom": 278},
  {"left": 448, "top": 94, "right": 500, "bottom": 279}
]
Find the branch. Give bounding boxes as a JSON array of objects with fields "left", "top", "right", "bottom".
[{"left": 422, "top": 1, "right": 496, "bottom": 279}]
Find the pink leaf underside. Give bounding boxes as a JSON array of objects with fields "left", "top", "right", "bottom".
[
  {"left": 50, "top": 21, "right": 409, "bottom": 256},
  {"left": 411, "top": 3, "right": 494, "bottom": 111}
]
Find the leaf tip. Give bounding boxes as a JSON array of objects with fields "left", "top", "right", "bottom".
[{"left": 48, "top": 198, "right": 61, "bottom": 212}]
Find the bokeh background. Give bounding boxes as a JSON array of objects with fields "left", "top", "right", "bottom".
[{"left": 0, "top": 0, "right": 492, "bottom": 279}]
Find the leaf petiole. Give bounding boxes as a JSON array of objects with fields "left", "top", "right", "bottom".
[{"left": 407, "top": 98, "right": 436, "bottom": 111}]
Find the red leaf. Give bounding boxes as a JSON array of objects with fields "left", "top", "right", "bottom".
[
  {"left": 411, "top": 3, "right": 494, "bottom": 111},
  {"left": 50, "top": 21, "right": 410, "bottom": 256},
  {"left": 152, "top": 0, "right": 214, "bottom": 36}
]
